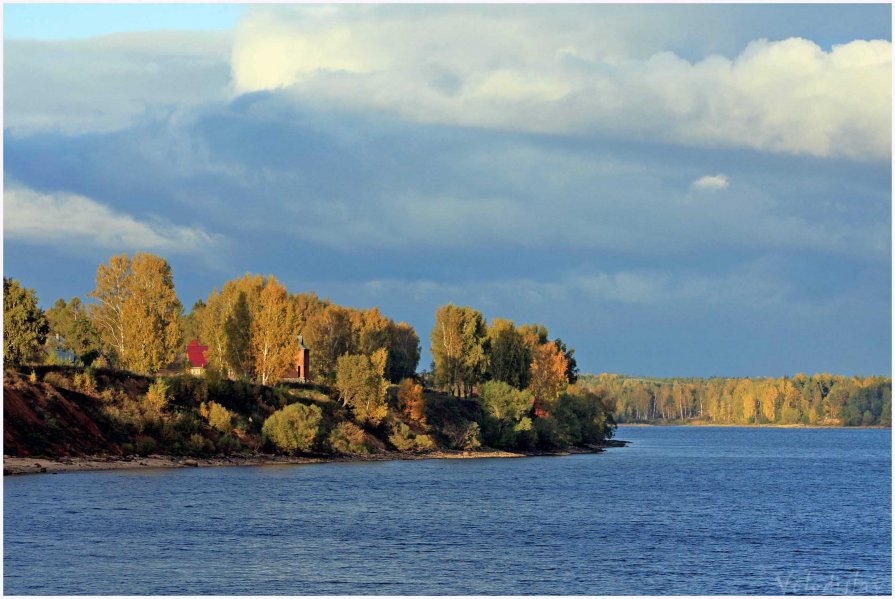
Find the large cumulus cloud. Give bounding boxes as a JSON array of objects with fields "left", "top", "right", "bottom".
[{"left": 231, "top": 5, "right": 891, "bottom": 160}]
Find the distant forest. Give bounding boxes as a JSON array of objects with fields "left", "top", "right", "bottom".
[{"left": 594, "top": 373, "right": 891, "bottom": 427}]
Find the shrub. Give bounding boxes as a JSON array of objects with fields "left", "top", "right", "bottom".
[
  {"left": 91, "top": 354, "right": 109, "bottom": 369},
  {"left": 207, "top": 401, "right": 234, "bottom": 432},
  {"left": 143, "top": 379, "right": 169, "bottom": 414},
  {"left": 389, "top": 421, "right": 434, "bottom": 452},
  {"left": 328, "top": 421, "right": 371, "bottom": 455},
  {"left": 216, "top": 434, "right": 242, "bottom": 455},
  {"left": 187, "top": 433, "right": 215, "bottom": 457},
  {"left": 398, "top": 379, "right": 426, "bottom": 423},
  {"left": 43, "top": 371, "right": 70, "bottom": 389},
  {"left": 262, "top": 402, "right": 323, "bottom": 454},
  {"left": 28, "top": 370, "right": 38, "bottom": 384},
  {"left": 121, "top": 442, "right": 135, "bottom": 456},
  {"left": 135, "top": 436, "right": 158, "bottom": 456}
]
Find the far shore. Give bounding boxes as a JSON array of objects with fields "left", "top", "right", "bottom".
[
  {"left": 618, "top": 422, "right": 888, "bottom": 429},
  {"left": 4, "top": 442, "right": 627, "bottom": 476}
]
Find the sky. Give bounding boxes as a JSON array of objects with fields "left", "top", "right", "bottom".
[{"left": 2, "top": 3, "right": 892, "bottom": 378}]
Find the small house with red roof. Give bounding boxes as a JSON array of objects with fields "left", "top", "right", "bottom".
[{"left": 186, "top": 339, "right": 208, "bottom": 376}]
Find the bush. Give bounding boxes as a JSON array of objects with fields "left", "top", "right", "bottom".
[
  {"left": 262, "top": 402, "right": 323, "bottom": 454},
  {"left": 207, "top": 401, "right": 234, "bottom": 432},
  {"left": 135, "top": 436, "right": 158, "bottom": 456},
  {"left": 121, "top": 442, "right": 135, "bottom": 456},
  {"left": 43, "top": 371, "right": 70, "bottom": 389},
  {"left": 187, "top": 433, "right": 215, "bottom": 457},
  {"left": 216, "top": 434, "right": 242, "bottom": 455},
  {"left": 28, "top": 370, "right": 38, "bottom": 384},
  {"left": 328, "top": 421, "right": 372, "bottom": 454},
  {"left": 389, "top": 421, "right": 434, "bottom": 452},
  {"left": 143, "top": 379, "right": 170, "bottom": 414},
  {"left": 398, "top": 379, "right": 426, "bottom": 423}
]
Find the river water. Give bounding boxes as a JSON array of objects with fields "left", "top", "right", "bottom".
[{"left": 3, "top": 426, "right": 891, "bottom": 594}]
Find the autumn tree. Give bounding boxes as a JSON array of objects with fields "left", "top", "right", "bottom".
[
  {"left": 397, "top": 378, "right": 426, "bottom": 423},
  {"left": 88, "top": 253, "right": 131, "bottom": 364},
  {"left": 528, "top": 341, "right": 569, "bottom": 413},
  {"left": 430, "top": 304, "right": 488, "bottom": 397},
  {"left": 119, "top": 253, "right": 183, "bottom": 373},
  {"left": 251, "top": 277, "right": 297, "bottom": 385},
  {"left": 336, "top": 350, "right": 389, "bottom": 425},
  {"left": 553, "top": 338, "right": 579, "bottom": 384},
  {"left": 89, "top": 253, "right": 182, "bottom": 373},
  {"left": 304, "top": 304, "right": 355, "bottom": 382},
  {"left": 487, "top": 318, "right": 531, "bottom": 389},
  {"left": 3, "top": 278, "right": 49, "bottom": 365}
]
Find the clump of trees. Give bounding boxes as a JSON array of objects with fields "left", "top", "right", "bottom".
[
  {"left": 428, "top": 303, "right": 609, "bottom": 450},
  {"left": 601, "top": 373, "right": 891, "bottom": 427}
]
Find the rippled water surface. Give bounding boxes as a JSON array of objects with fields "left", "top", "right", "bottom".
[{"left": 4, "top": 426, "right": 891, "bottom": 594}]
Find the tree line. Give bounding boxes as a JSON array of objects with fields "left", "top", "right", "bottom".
[
  {"left": 597, "top": 373, "right": 891, "bottom": 427},
  {"left": 4, "top": 252, "right": 421, "bottom": 387}
]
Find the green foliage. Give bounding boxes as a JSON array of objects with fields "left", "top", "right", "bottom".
[
  {"left": 430, "top": 304, "right": 489, "bottom": 397},
  {"left": 188, "top": 433, "right": 215, "bottom": 457},
  {"left": 135, "top": 436, "right": 158, "bottom": 456},
  {"left": 224, "top": 292, "right": 253, "bottom": 379},
  {"left": 487, "top": 319, "right": 532, "bottom": 389},
  {"left": 336, "top": 353, "right": 389, "bottom": 425},
  {"left": 216, "top": 434, "right": 242, "bottom": 455},
  {"left": 207, "top": 401, "right": 234, "bottom": 432},
  {"left": 262, "top": 402, "right": 323, "bottom": 453},
  {"left": 328, "top": 421, "right": 372, "bottom": 454},
  {"left": 45, "top": 296, "right": 101, "bottom": 365},
  {"left": 4, "top": 277, "right": 49, "bottom": 365},
  {"left": 389, "top": 422, "right": 434, "bottom": 452},
  {"left": 479, "top": 380, "right": 534, "bottom": 449}
]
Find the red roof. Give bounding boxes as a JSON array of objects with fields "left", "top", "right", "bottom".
[{"left": 186, "top": 339, "right": 208, "bottom": 368}]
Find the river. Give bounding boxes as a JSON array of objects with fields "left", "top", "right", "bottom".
[{"left": 3, "top": 426, "right": 890, "bottom": 594}]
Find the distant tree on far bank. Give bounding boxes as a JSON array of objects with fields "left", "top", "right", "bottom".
[
  {"left": 3, "top": 277, "right": 49, "bottom": 365},
  {"left": 597, "top": 372, "right": 892, "bottom": 427}
]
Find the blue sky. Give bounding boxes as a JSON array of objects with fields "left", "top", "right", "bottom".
[{"left": 3, "top": 4, "right": 891, "bottom": 377}]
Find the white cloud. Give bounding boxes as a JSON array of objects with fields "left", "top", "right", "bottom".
[
  {"left": 3, "top": 185, "right": 217, "bottom": 254},
  {"left": 231, "top": 6, "right": 891, "bottom": 160},
  {"left": 692, "top": 174, "right": 730, "bottom": 190},
  {"left": 4, "top": 32, "right": 232, "bottom": 135}
]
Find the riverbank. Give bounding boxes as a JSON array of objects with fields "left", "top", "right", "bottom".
[
  {"left": 4, "top": 441, "right": 628, "bottom": 476},
  {"left": 618, "top": 422, "right": 888, "bottom": 429}
]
